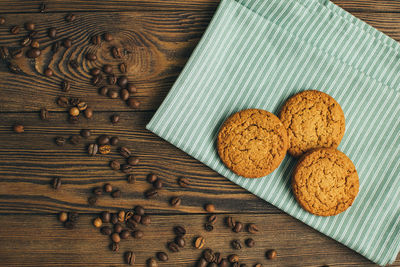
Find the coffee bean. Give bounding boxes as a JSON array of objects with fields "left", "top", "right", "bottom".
[
  {"left": 68, "top": 116, "right": 79, "bottom": 124},
  {"left": 204, "top": 223, "right": 214, "bottom": 232},
  {"left": 132, "top": 215, "right": 141, "bottom": 223},
  {"left": 69, "top": 107, "right": 79, "bottom": 117},
  {"left": 10, "top": 25, "right": 20, "bottom": 35},
  {"left": 0, "top": 17, "right": 5, "bottom": 25},
  {"left": 214, "top": 252, "right": 222, "bottom": 264},
  {"left": 231, "top": 240, "right": 242, "bottom": 250},
  {"left": 109, "top": 160, "right": 120, "bottom": 171},
  {"left": 125, "top": 211, "right": 133, "bottom": 220},
  {"left": 100, "top": 211, "right": 111, "bottom": 223},
  {"left": 115, "top": 210, "right": 125, "bottom": 223},
  {"left": 52, "top": 177, "right": 62, "bottom": 190},
  {"left": 141, "top": 215, "right": 151, "bottom": 225},
  {"left": 265, "top": 249, "right": 277, "bottom": 260},
  {"left": 84, "top": 107, "right": 93, "bottom": 119},
  {"left": 127, "top": 156, "right": 139, "bottom": 166},
  {"left": 79, "top": 129, "right": 90, "bottom": 138},
  {"left": 228, "top": 254, "right": 239, "bottom": 263},
  {"left": 87, "top": 143, "right": 98, "bottom": 156},
  {"left": 69, "top": 135, "right": 81, "bottom": 145},
  {"left": 26, "top": 48, "right": 41, "bottom": 58},
  {"left": 108, "top": 89, "right": 118, "bottom": 99},
  {"left": 25, "top": 22, "right": 35, "bottom": 31},
  {"left": 126, "top": 174, "right": 136, "bottom": 184},
  {"left": 170, "top": 197, "right": 181, "bottom": 207},
  {"left": 62, "top": 38, "right": 72, "bottom": 49},
  {"left": 219, "top": 259, "right": 229, "bottom": 267},
  {"left": 60, "top": 80, "right": 71, "bottom": 92},
  {"left": 118, "top": 76, "right": 128, "bottom": 88},
  {"left": 59, "top": 212, "right": 68, "bottom": 222},
  {"left": 208, "top": 263, "right": 218, "bottom": 267},
  {"left": 203, "top": 249, "right": 214, "bottom": 262},
  {"left": 91, "top": 34, "right": 101, "bottom": 45},
  {"left": 233, "top": 222, "right": 243, "bottom": 233},
  {"left": 77, "top": 102, "right": 87, "bottom": 111},
  {"left": 31, "top": 39, "right": 40, "bottom": 49},
  {"left": 120, "top": 89, "right": 130, "bottom": 101},
  {"left": 253, "top": 264, "right": 262, "bottom": 267},
  {"left": 103, "top": 32, "right": 113, "bottom": 42},
  {"left": 103, "top": 183, "right": 112, "bottom": 193},
  {"left": 90, "top": 67, "right": 101, "bottom": 76},
  {"left": 134, "top": 205, "right": 145, "bottom": 216},
  {"left": 86, "top": 52, "right": 97, "bottom": 61},
  {"left": 247, "top": 223, "right": 259, "bottom": 234},
  {"left": 120, "top": 230, "right": 130, "bottom": 239},
  {"left": 118, "top": 147, "right": 130, "bottom": 158},
  {"left": 243, "top": 238, "right": 255, "bottom": 249},
  {"left": 102, "top": 64, "right": 113, "bottom": 74},
  {"left": 194, "top": 236, "right": 205, "bottom": 249},
  {"left": 92, "top": 187, "right": 102, "bottom": 196},
  {"left": 144, "top": 188, "right": 158, "bottom": 199},
  {"left": 111, "top": 46, "right": 122, "bottom": 58},
  {"left": 153, "top": 179, "right": 163, "bottom": 189},
  {"left": 111, "top": 232, "right": 121, "bottom": 243},
  {"left": 107, "top": 74, "right": 117, "bottom": 85},
  {"left": 126, "top": 218, "right": 138, "bottom": 230},
  {"left": 111, "top": 189, "right": 121, "bottom": 198},
  {"left": 147, "top": 258, "right": 158, "bottom": 267},
  {"left": 124, "top": 251, "right": 135, "bottom": 265},
  {"left": 109, "top": 136, "right": 118, "bottom": 146},
  {"left": 167, "top": 242, "right": 179, "bottom": 252},
  {"left": 21, "top": 37, "right": 32, "bottom": 47},
  {"left": 156, "top": 252, "right": 168, "bottom": 262},
  {"left": 98, "top": 86, "right": 109, "bottom": 96},
  {"left": 65, "top": 13, "right": 76, "bottom": 22},
  {"left": 197, "top": 258, "right": 208, "bottom": 267},
  {"left": 97, "top": 135, "right": 109, "bottom": 145},
  {"left": 0, "top": 46, "right": 10, "bottom": 60},
  {"left": 93, "top": 217, "right": 102, "bottom": 228},
  {"left": 207, "top": 214, "right": 217, "bottom": 225},
  {"left": 178, "top": 177, "right": 190, "bottom": 188},
  {"left": 11, "top": 49, "right": 23, "bottom": 59},
  {"left": 48, "top": 27, "right": 57, "bottom": 38},
  {"left": 110, "top": 242, "right": 119, "bottom": 252},
  {"left": 114, "top": 223, "right": 123, "bottom": 233},
  {"left": 125, "top": 83, "right": 137, "bottom": 93},
  {"left": 175, "top": 236, "right": 185, "bottom": 248},
  {"left": 174, "top": 226, "right": 186, "bottom": 236},
  {"left": 88, "top": 196, "right": 97, "bottom": 206},
  {"left": 98, "top": 145, "right": 110, "bottom": 155},
  {"left": 39, "top": 108, "right": 49, "bottom": 121},
  {"left": 121, "top": 164, "right": 133, "bottom": 173},
  {"left": 56, "top": 97, "right": 69, "bottom": 108},
  {"left": 119, "top": 63, "right": 127, "bottom": 73},
  {"left": 55, "top": 137, "right": 66, "bottom": 146},
  {"left": 64, "top": 221, "right": 75, "bottom": 229},
  {"left": 132, "top": 229, "right": 144, "bottom": 239},
  {"left": 100, "top": 226, "right": 112, "bottom": 235},
  {"left": 204, "top": 204, "right": 215, "bottom": 213},
  {"left": 147, "top": 173, "right": 158, "bottom": 183},
  {"left": 44, "top": 68, "right": 53, "bottom": 77},
  {"left": 127, "top": 98, "right": 140, "bottom": 109}
]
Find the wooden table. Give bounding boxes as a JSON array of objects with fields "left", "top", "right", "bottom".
[{"left": 0, "top": 1, "right": 399, "bottom": 266}]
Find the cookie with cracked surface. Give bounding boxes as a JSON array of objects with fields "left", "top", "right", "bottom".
[
  {"left": 279, "top": 90, "right": 345, "bottom": 157},
  {"left": 217, "top": 109, "right": 288, "bottom": 178},
  {"left": 292, "top": 148, "right": 359, "bottom": 216}
]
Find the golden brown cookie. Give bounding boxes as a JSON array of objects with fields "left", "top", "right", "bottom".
[
  {"left": 217, "top": 109, "right": 289, "bottom": 178},
  {"left": 292, "top": 148, "right": 359, "bottom": 216},
  {"left": 279, "top": 90, "right": 345, "bottom": 157}
]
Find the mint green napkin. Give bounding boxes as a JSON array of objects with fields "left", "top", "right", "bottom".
[{"left": 147, "top": 0, "right": 400, "bottom": 265}]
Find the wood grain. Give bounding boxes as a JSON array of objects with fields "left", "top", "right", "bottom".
[{"left": 1, "top": 213, "right": 395, "bottom": 267}]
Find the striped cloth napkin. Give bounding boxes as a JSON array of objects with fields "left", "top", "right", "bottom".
[{"left": 146, "top": 0, "right": 400, "bottom": 265}]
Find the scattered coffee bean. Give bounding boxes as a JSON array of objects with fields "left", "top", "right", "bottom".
[
  {"left": 197, "top": 258, "right": 208, "bottom": 267},
  {"left": 111, "top": 232, "right": 121, "bottom": 243},
  {"left": 253, "top": 264, "right": 262, "bottom": 267},
  {"left": 233, "top": 222, "right": 243, "bottom": 233},
  {"left": 124, "top": 251, "right": 135, "bottom": 265},
  {"left": 175, "top": 236, "right": 185, "bottom": 248},
  {"left": 231, "top": 239, "right": 242, "bottom": 250},
  {"left": 144, "top": 188, "right": 158, "bottom": 199},
  {"left": 80, "top": 129, "right": 91, "bottom": 138},
  {"left": 167, "top": 242, "right": 179, "bottom": 253},
  {"left": 25, "top": 22, "right": 35, "bottom": 31},
  {"left": 99, "top": 145, "right": 111, "bottom": 154},
  {"left": 98, "top": 86, "right": 108, "bottom": 97},
  {"left": 86, "top": 52, "right": 97, "bottom": 61},
  {"left": 119, "top": 63, "right": 127, "bottom": 73},
  {"left": 101, "top": 211, "right": 111, "bottom": 223},
  {"left": 21, "top": 37, "right": 32, "bottom": 47},
  {"left": 141, "top": 215, "right": 151, "bottom": 225},
  {"left": 48, "top": 27, "right": 57, "bottom": 38},
  {"left": 62, "top": 38, "right": 72, "bottom": 48},
  {"left": 204, "top": 223, "right": 214, "bottom": 232},
  {"left": 153, "top": 179, "right": 163, "bottom": 189},
  {"left": 125, "top": 210, "right": 133, "bottom": 220},
  {"left": 90, "top": 67, "right": 101, "bottom": 76},
  {"left": 91, "top": 34, "right": 101, "bottom": 45},
  {"left": 118, "top": 75, "right": 128, "bottom": 88},
  {"left": 59, "top": 212, "right": 68, "bottom": 222},
  {"left": 120, "top": 230, "right": 130, "bottom": 239},
  {"left": 69, "top": 107, "right": 79, "bottom": 117},
  {"left": 265, "top": 249, "right": 277, "bottom": 260},
  {"left": 120, "top": 89, "right": 130, "bottom": 101},
  {"left": 110, "top": 160, "right": 120, "bottom": 171},
  {"left": 156, "top": 252, "right": 168, "bottom": 262},
  {"left": 194, "top": 236, "right": 205, "bottom": 249},
  {"left": 0, "top": 17, "right": 5, "bottom": 25},
  {"left": 147, "top": 173, "right": 158, "bottom": 183},
  {"left": 77, "top": 102, "right": 87, "bottom": 111},
  {"left": 132, "top": 215, "right": 141, "bottom": 224},
  {"left": 103, "top": 64, "right": 113, "bottom": 74},
  {"left": 178, "top": 177, "right": 190, "bottom": 188},
  {"left": 69, "top": 97, "right": 80, "bottom": 106},
  {"left": 127, "top": 98, "right": 140, "bottom": 109},
  {"left": 31, "top": 39, "right": 40, "bottom": 48},
  {"left": 111, "top": 189, "right": 121, "bottom": 198},
  {"left": 84, "top": 107, "right": 93, "bottom": 119},
  {"left": 69, "top": 135, "right": 81, "bottom": 145},
  {"left": 205, "top": 204, "right": 215, "bottom": 213},
  {"left": 110, "top": 114, "right": 120, "bottom": 125},
  {"left": 88, "top": 196, "right": 98, "bottom": 206},
  {"left": 51, "top": 41, "right": 61, "bottom": 53},
  {"left": 10, "top": 25, "right": 20, "bottom": 35},
  {"left": 247, "top": 223, "right": 259, "bottom": 234},
  {"left": 39, "top": 108, "right": 49, "bottom": 121},
  {"left": 26, "top": 48, "right": 41, "bottom": 58},
  {"left": 110, "top": 136, "right": 119, "bottom": 146},
  {"left": 104, "top": 183, "right": 112, "bottom": 193},
  {"left": 126, "top": 218, "right": 138, "bottom": 230},
  {"left": 147, "top": 258, "right": 158, "bottom": 267},
  {"left": 108, "top": 74, "right": 117, "bottom": 85},
  {"left": 100, "top": 226, "right": 112, "bottom": 235},
  {"left": 114, "top": 223, "right": 123, "bottom": 233},
  {"left": 134, "top": 205, "right": 145, "bottom": 216},
  {"left": 117, "top": 210, "right": 125, "bottom": 222},
  {"left": 97, "top": 135, "right": 110, "bottom": 145},
  {"left": 103, "top": 32, "right": 113, "bottom": 42},
  {"left": 11, "top": 49, "right": 23, "bottom": 59},
  {"left": 174, "top": 226, "right": 186, "bottom": 236},
  {"left": 208, "top": 214, "right": 217, "bottom": 225},
  {"left": 0, "top": 46, "right": 10, "bottom": 60},
  {"left": 111, "top": 46, "right": 122, "bottom": 58},
  {"left": 60, "top": 80, "right": 71, "bottom": 92},
  {"left": 108, "top": 89, "right": 119, "bottom": 99},
  {"left": 87, "top": 143, "right": 98, "bottom": 156},
  {"left": 127, "top": 174, "right": 136, "bottom": 184},
  {"left": 203, "top": 249, "right": 214, "bottom": 262},
  {"left": 132, "top": 230, "right": 144, "bottom": 239},
  {"left": 52, "top": 177, "right": 62, "bottom": 190},
  {"left": 245, "top": 238, "right": 255, "bottom": 248},
  {"left": 228, "top": 254, "right": 239, "bottom": 263},
  {"left": 65, "top": 13, "right": 76, "bottom": 22},
  {"left": 127, "top": 156, "right": 139, "bottom": 166},
  {"left": 219, "top": 259, "right": 229, "bottom": 267},
  {"left": 120, "top": 147, "right": 131, "bottom": 158},
  {"left": 44, "top": 68, "right": 53, "bottom": 77},
  {"left": 56, "top": 97, "right": 69, "bottom": 108},
  {"left": 110, "top": 242, "right": 119, "bottom": 252},
  {"left": 55, "top": 137, "right": 66, "bottom": 146},
  {"left": 112, "top": 214, "right": 119, "bottom": 224},
  {"left": 170, "top": 197, "right": 181, "bottom": 207},
  {"left": 214, "top": 252, "right": 222, "bottom": 264},
  {"left": 93, "top": 217, "right": 102, "bottom": 228},
  {"left": 127, "top": 83, "right": 137, "bottom": 93}
]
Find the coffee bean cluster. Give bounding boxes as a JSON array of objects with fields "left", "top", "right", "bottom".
[{"left": 58, "top": 211, "right": 79, "bottom": 230}]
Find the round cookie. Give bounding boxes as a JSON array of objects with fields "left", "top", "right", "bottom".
[
  {"left": 292, "top": 148, "right": 359, "bottom": 216},
  {"left": 217, "top": 109, "right": 288, "bottom": 178},
  {"left": 279, "top": 90, "right": 345, "bottom": 157}
]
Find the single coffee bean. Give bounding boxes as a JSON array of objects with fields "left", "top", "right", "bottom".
[
  {"left": 132, "top": 215, "right": 141, "bottom": 223},
  {"left": 26, "top": 48, "right": 41, "bottom": 58},
  {"left": 64, "top": 221, "right": 75, "bottom": 229},
  {"left": 110, "top": 114, "right": 120, "bottom": 125},
  {"left": 233, "top": 222, "right": 243, "bottom": 233},
  {"left": 48, "top": 27, "right": 57, "bottom": 38},
  {"left": 245, "top": 238, "right": 255, "bottom": 248},
  {"left": 127, "top": 98, "right": 140, "bottom": 109},
  {"left": 110, "top": 160, "right": 120, "bottom": 171},
  {"left": 178, "top": 177, "right": 190, "bottom": 188},
  {"left": 91, "top": 34, "right": 101, "bottom": 45},
  {"left": 84, "top": 107, "right": 93, "bottom": 119},
  {"left": 247, "top": 223, "right": 259, "bottom": 234},
  {"left": 25, "top": 22, "right": 35, "bottom": 31},
  {"left": 55, "top": 137, "right": 66, "bottom": 146},
  {"left": 228, "top": 254, "right": 239, "bottom": 263},
  {"left": 127, "top": 83, "right": 137, "bottom": 93},
  {"left": 111, "top": 189, "right": 121, "bottom": 198},
  {"left": 110, "top": 242, "right": 119, "bottom": 252},
  {"left": 98, "top": 87, "right": 108, "bottom": 97},
  {"left": 77, "top": 102, "right": 87, "bottom": 111},
  {"left": 265, "top": 249, "right": 277, "bottom": 260},
  {"left": 101, "top": 211, "right": 111, "bottom": 223},
  {"left": 147, "top": 173, "right": 158, "bottom": 183},
  {"left": 108, "top": 74, "right": 117, "bottom": 85},
  {"left": 52, "top": 177, "right": 62, "bottom": 190},
  {"left": 93, "top": 187, "right": 103, "bottom": 196},
  {"left": 59, "top": 212, "right": 68, "bottom": 222},
  {"left": 124, "top": 251, "right": 135, "bottom": 265},
  {"left": 204, "top": 223, "right": 214, "bottom": 232},
  {"left": 44, "top": 68, "right": 53, "bottom": 77},
  {"left": 120, "top": 89, "right": 130, "bottom": 101},
  {"left": 62, "top": 38, "right": 72, "bottom": 48},
  {"left": 69, "top": 135, "right": 81, "bottom": 145},
  {"left": 10, "top": 25, "right": 20, "bottom": 34},
  {"left": 91, "top": 67, "right": 101, "bottom": 76},
  {"left": 40, "top": 108, "right": 49, "bottom": 121},
  {"left": 170, "top": 197, "right": 181, "bottom": 207},
  {"left": 175, "top": 236, "right": 185, "bottom": 248},
  {"left": 104, "top": 183, "right": 112, "bottom": 193},
  {"left": 93, "top": 217, "right": 102, "bottom": 228},
  {"left": 147, "top": 258, "right": 158, "bottom": 267},
  {"left": 65, "top": 13, "right": 76, "bottom": 22},
  {"left": 231, "top": 240, "right": 242, "bottom": 250},
  {"left": 114, "top": 223, "right": 123, "bottom": 233},
  {"left": 127, "top": 174, "right": 136, "bottom": 184},
  {"left": 253, "top": 264, "right": 262, "bottom": 267},
  {"left": 125, "top": 210, "right": 133, "bottom": 220},
  {"left": 197, "top": 258, "right": 208, "bottom": 267},
  {"left": 98, "top": 135, "right": 110, "bottom": 145},
  {"left": 203, "top": 249, "right": 214, "bottom": 262},
  {"left": 156, "top": 252, "right": 168, "bottom": 262},
  {"left": 69, "top": 107, "right": 79, "bottom": 117},
  {"left": 101, "top": 226, "right": 112, "bottom": 235},
  {"left": 127, "top": 156, "right": 139, "bottom": 166},
  {"left": 119, "top": 63, "right": 127, "bottom": 73},
  {"left": 110, "top": 136, "right": 119, "bottom": 146},
  {"left": 111, "top": 46, "right": 122, "bottom": 58},
  {"left": 99, "top": 145, "right": 111, "bottom": 154},
  {"left": 0, "top": 46, "right": 10, "bottom": 60},
  {"left": 153, "top": 179, "right": 163, "bottom": 189},
  {"left": 11, "top": 49, "right": 23, "bottom": 59},
  {"left": 207, "top": 215, "right": 217, "bottom": 225},
  {"left": 194, "top": 236, "right": 205, "bottom": 249},
  {"left": 118, "top": 75, "right": 128, "bottom": 88},
  {"left": 80, "top": 129, "right": 91, "bottom": 138},
  {"left": 141, "top": 215, "right": 151, "bottom": 225},
  {"left": 126, "top": 218, "right": 138, "bottom": 230},
  {"left": 103, "top": 32, "right": 113, "bottom": 42},
  {"left": 103, "top": 64, "right": 113, "bottom": 74},
  {"left": 132, "top": 229, "right": 144, "bottom": 239},
  {"left": 31, "top": 40, "right": 40, "bottom": 49},
  {"left": 117, "top": 210, "right": 126, "bottom": 222},
  {"left": 108, "top": 89, "right": 119, "bottom": 99},
  {"left": 111, "top": 233, "right": 121, "bottom": 243},
  {"left": 134, "top": 205, "right": 145, "bottom": 216},
  {"left": 219, "top": 259, "right": 229, "bottom": 267},
  {"left": 120, "top": 230, "right": 130, "bottom": 239},
  {"left": 213, "top": 252, "right": 222, "bottom": 264},
  {"left": 144, "top": 188, "right": 158, "bottom": 199},
  {"left": 174, "top": 226, "right": 186, "bottom": 236},
  {"left": 86, "top": 52, "right": 97, "bottom": 61},
  {"left": 61, "top": 80, "right": 71, "bottom": 92},
  {"left": 68, "top": 116, "right": 79, "bottom": 124},
  {"left": 56, "top": 97, "right": 69, "bottom": 108},
  {"left": 87, "top": 144, "right": 98, "bottom": 156},
  {"left": 204, "top": 204, "right": 215, "bottom": 213},
  {"left": 88, "top": 196, "right": 98, "bottom": 206},
  {"left": 21, "top": 37, "right": 32, "bottom": 47},
  {"left": 0, "top": 17, "right": 5, "bottom": 25},
  {"left": 167, "top": 242, "right": 179, "bottom": 252},
  {"left": 120, "top": 147, "right": 131, "bottom": 158}
]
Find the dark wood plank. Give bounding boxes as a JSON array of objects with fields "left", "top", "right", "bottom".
[
  {"left": 1, "top": 213, "right": 397, "bottom": 266},
  {"left": 333, "top": 0, "right": 400, "bottom": 12}
]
